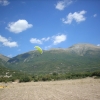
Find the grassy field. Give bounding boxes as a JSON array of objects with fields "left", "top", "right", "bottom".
[{"left": 0, "top": 78, "right": 100, "bottom": 100}]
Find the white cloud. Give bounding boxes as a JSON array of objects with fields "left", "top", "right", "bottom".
[
  {"left": 44, "top": 34, "right": 67, "bottom": 49},
  {"left": 93, "top": 14, "right": 97, "bottom": 17},
  {"left": 6, "top": 19, "right": 33, "bottom": 33},
  {"left": 41, "top": 37, "right": 50, "bottom": 41},
  {"left": 30, "top": 34, "right": 67, "bottom": 46},
  {"left": 55, "top": 0, "right": 73, "bottom": 10},
  {"left": 62, "top": 10, "right": 86, "bottom": 24},
  {"left": 52, "top": 34, "right": 67, "bottom": 45},
  {"left": 55, "top": 1, "right": 66, "bottom": 11},
  {"left": 0, "top": 35, "right": 18, "bottom": 47},
  {"left": 30, "top": 38, "right": 42, "bottom": 44},
  {"left": 3, "top": 42, "right": 18, "bottom": 47},
  {"left": 0, "top": 0, "right": 10, "bottom": 6},
  {"left": 30, "top": 37, "right": 50, "bottom": 44}
]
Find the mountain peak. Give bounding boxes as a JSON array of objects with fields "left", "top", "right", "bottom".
[{"left": 68, "top": 43, "right": 100, "bottom": 56}]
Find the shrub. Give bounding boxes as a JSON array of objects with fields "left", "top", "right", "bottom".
[
  {"left": 34, "top": 78, "right": 38, "bottom": 82},
  {"left": 19, "top": 76, "right": 31, "bottom": 82}
]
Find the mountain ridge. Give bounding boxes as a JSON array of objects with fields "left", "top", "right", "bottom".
[
  {"left": 67, "top": 43, "right": 100, "bottom": 56},
  {"left": 0, "top": 43, "right": 100, "bottom": 58},
  {"left": 0, "top": 43, "right": 100, "bottom": 75},
  {"left": 4, "top": 43, "right": 100, "bottom": 74}
]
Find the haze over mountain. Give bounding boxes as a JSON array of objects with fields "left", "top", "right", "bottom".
[{"left": 0, "top": 43, "right": 98, "bottom": 74}]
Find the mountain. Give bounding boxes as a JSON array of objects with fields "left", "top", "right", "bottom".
[
  {"left": 0, "top": 54, "right": 9, "bottom": 70},
  {"left": 68, "top": 43, "right": 100, "bottom": 56},
  {"left": 0, "top": 54, "right": 10, "bottom": 76},
  {"left": 0, "top": 54, "right": 24, "bottom": 77},
  {"left": 6, "top": 43, "right": 100, "bottom": 74},
  {"left": 0, "top": 54, "right": 9, "bottom": 61}
]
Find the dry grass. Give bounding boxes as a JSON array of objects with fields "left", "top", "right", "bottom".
[{"left": 0, "top": 77, "right": 100, "bottom": 100}]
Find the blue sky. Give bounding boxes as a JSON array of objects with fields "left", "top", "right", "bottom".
[{"left": 0, "top": 0, "right": 100, "bottom": 57}]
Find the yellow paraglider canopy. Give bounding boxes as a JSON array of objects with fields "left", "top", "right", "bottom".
[{"left": 34, "top": 46, "right": 43, "bottom": 54}]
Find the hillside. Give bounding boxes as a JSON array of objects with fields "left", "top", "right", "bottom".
[
  {"left": 6, "top": 43, "right": 100, "bottom": 74},
  {"left": 0, "top": 55, "right": 9, "bottom": 75},
  {"left": 0, "top": 54, "right": 9, "bottom": 62},
  {"left": 0, "top": 54, "right": 25, "bottom": 78}
]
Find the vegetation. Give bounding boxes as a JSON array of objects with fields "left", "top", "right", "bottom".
[
  {"left": 0, "top": 70, "right": 100, "bottom": 83},
  {"left": 19, "top": 76, "right": 31, "bottom": 82}
]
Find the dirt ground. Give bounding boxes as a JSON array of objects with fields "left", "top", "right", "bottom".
[{"left": 0, "top": 77, "right": 100, "bottom": 100}]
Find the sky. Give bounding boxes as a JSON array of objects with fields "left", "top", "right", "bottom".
[{"left": 0, "top": 0, "right": 100, "bottom": 57}]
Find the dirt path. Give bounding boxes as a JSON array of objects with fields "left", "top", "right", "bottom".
[{"left": 0, "top": 78, "right": 100, "bottom": 100}]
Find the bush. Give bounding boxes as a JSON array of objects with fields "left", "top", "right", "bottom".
[
  {"left": 91, "top": 71, "right": 100, "bottom": 77},
  {"left": 41, "top": 76, "right": 51, "bottom": 81},
  {"left": 19, "top": 76, "right": 31, "bottom": 82},
  {"left": 34, "top": 78, "right": 38, "bottom": 82}
]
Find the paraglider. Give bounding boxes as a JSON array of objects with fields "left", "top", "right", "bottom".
[{"left": 34, "top": 46, "right": 43, "bottom": 54}]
